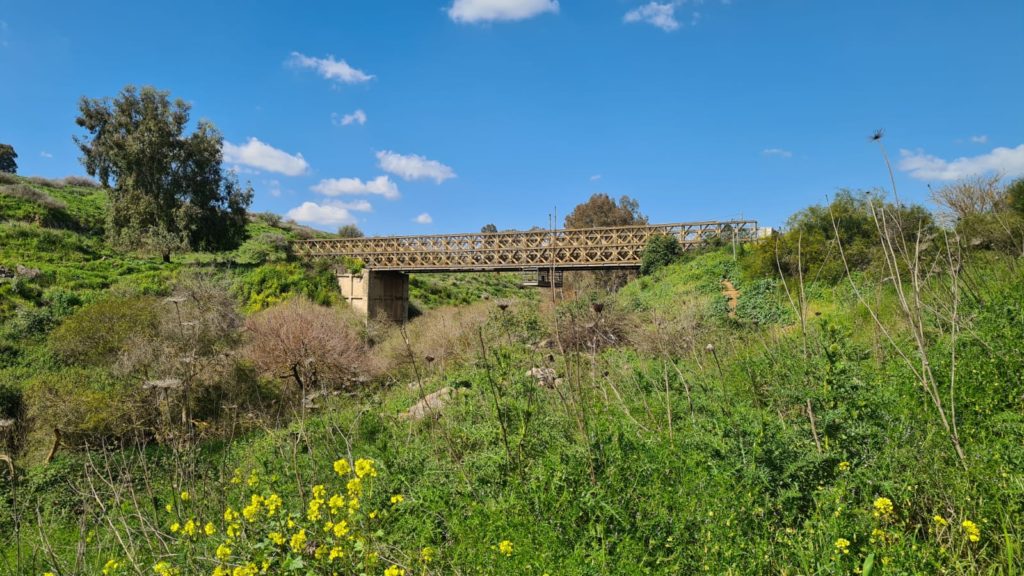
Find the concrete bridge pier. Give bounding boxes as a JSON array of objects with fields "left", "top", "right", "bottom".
[{"left": 337, "top": 269, "right": 409, "bottom": 323}]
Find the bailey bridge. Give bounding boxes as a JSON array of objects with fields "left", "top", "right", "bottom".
[{"left": 294, "top": 219, "right": 757, "bottom": 322}]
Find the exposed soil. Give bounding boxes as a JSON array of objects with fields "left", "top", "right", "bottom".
[{"left": 721, "top": 279, "right": 739, "bottom": 318}]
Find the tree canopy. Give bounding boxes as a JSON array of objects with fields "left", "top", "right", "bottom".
[
  {"left": 74, "top": 85, "right": 252, "bottom": 259},
  {"left": 0, "top": 143, "right": 17, "bottom": 174},
  {"left": 337, "top": 224, "right": 365, "bottom": 238},
  {"left": 564, "top": 193, "right": 646, "bottom": 229}
]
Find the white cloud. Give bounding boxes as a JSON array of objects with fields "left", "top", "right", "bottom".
[
  {"left": 448, "top": 0, "right": 559, "bottom": 23},
  {"left": 376, "top": 150, "right": 456, "bottom": 184},
  {"left": 899, "top": 144, "right": 1024, "bottom": 181},
  {"left": 624, "top": 2, "right": 681, "bottom": 32},
  {"left": 970, "top": 135, "right": 988, "bottom": 144},
  {"left": 285, "top": 201, "right": 372, "bottom": 227},
  {"left": 590, "top": 174, "right": 602, "bottom": 181},
  {"left": 414, "top": 213, "right": 433, "bottom": 224},
  {"left": 39, "top": 151, "right": 53, "bottom": 159},
  {"left": 265, "top": 179, "right": 282, "bottom": 197},
  {"left": 311, "top": 176, "right": 400, "bottom": 200},
  {"left": 762, "top": 148, "right": 793, "bottom": 158},
  {"left": 288, "top": 52, "right": 374, "bottom": 84},
  {"left": 223, "top": 138, "right": 309, "bottom": 176},
  {"left": 333, "top": 109, "right": 367, "bottom": 126}
]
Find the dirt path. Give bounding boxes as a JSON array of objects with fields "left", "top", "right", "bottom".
[{"left": 721, "top": 279, "right": 739, "bottom": 318}]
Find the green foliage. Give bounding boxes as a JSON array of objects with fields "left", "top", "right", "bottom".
[
  {"left": 564, "top": 193, "right": 646, "bottom": 229},
  {"left": 0, "top": 143, "right": 16, "bottom": 174},
  {"left": 409, "top": 272, "right": 526, "bottom": 311},
  {"left": 732, "top": 277, "right": 793, "bottom": 325},
  {"left": 1008, "top": 177, "right": 1024, "bottom": 215},
  {"left": 640, "top": 233, "right": 681, "bottom": 275},
  {"left": 23, "top": 367, "right": 144, "bottom": 445},
  {"left": 742, "top": 190, "right": 936, "bottom": 284},
  {"left": 234, "top": 232, "right": 291, "bottom": 265},
  {"left": 48, "top": 294, "right": 159, "bottom": 365},
  {"left": 234, "top": 262, "right": 339, "bottom": 313},
  {"left": 337, "top": 223, "right": 364, "bottom": 238},
  {"left": 75, "top": 85, "right": 252, "bottom": 254}
]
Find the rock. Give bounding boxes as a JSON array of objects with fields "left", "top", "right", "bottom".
[
  {"left": 526, "top": 367, "right": 558, "bottom": 388},
  {"left": 15, "top": 265, "right": 40, "bottom": 279},
  {"left": 400, "top": 387, "right": 458, "bottom": 421}
]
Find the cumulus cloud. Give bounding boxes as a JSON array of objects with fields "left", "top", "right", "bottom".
[
  {"left": 223, "top": 138, "right": 309, "bottom": 176},
  {"left": 762, "top": 148, "right": 793, "bottom": 158},
  {"left": 448, "top": 0, "right": 559, "bottom": 23},
  {"left": 288, "top": 52, "right": 374, "bottom": 84},
  {"left": 333, "top": 109, "right": 367, "bottom": 126},
  {"left": 376, "top": 150, "right": 456, "bottom": 184},
  {"left": 899, "top": 144, "right": 1024, "bottom": 181},
  {"left": 414, "top": 213, "right": 433, "bottom": 224},
  {"left": 286, "top": 200, "right": 372, "bottom": 227},
  {"left": 311, "top": 176, "right": 400, "bottom": 200},
  {"left": 624, "top": 2, "right": 681, "bottom": 32}
]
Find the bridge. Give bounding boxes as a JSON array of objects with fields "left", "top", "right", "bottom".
[{"left": 294, "top": 219, "right": 758, "bottom": 322}]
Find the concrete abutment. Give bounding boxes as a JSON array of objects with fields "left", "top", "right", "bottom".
[{"left": 337, "top": 269, "right": 409, "bottom": 323}]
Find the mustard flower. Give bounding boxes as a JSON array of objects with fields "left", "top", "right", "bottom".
[
  {"left": 933, "top": 515, "right": 948, "bottom": 527},
  {"left": 102, "top": 559, "right": 121, "bottom": 575},
  {"left": 290, "top": 529, "right": 308, "bottom": 553},
  {"left": 962, "top": 520, "right": 981, "bottom": 542},
  {"left": 834, "top": 538, "right": 850, "bottom": 554},
  {"left": 498, "top": 540, "right": 514, "bottom": 557},
  {"left": 872, "top": 497, "right": 894, "bottom": 521},
  {"left": 420, "top": 546, "right": 435, "bottom": 564},
  {"left": 204, "top": 522, "right": 216, "bottom": 536},
  {"left": 837, "top": 461, "right": 850, "bottom": 472},
  {"left": 332, "top": 519, "right": 350, "bottom": 538},
  {"left": 390, "top": 494, "right": 405, "bottom": 505},
  {"left": 215, "top": 543, "right": 232, "bottom": 561},
  {"left": 355, "top": 458, "right": 377, "bottom": 479},
  {"left": 384, "top": 566, "right": 405, "bottom": 576},
  {"left": 179, "top": 491, "right": 190, "bottom": 502},
  {"left": 333, "top": 458, "right": 351, "bottom": 477},
  {"left": 265, "top": 493, "right": 282, "bottom": 516},
  {"left": 268, "top": 531, "right": 286, "bottom": 546},
  {"left": 169, "top": 522, "right": 180, "bottom": 533},
  {"left": 181, "top": 519, "right": 197, "bottom": 538},
  {"left": 329, "top": 546, "right": 345, "bottom": 561}
]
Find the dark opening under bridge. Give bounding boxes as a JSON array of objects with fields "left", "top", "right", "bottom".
[{"left": 294, "top": 219, "right": 758, "bottom": 322}]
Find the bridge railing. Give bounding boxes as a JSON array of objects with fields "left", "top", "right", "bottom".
[{"left": 293, "top": 220, "right": 757, "bottom": 272}]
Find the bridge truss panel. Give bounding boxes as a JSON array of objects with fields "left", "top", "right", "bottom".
[{"left": 294, "top": 220, "right": 757, "bottom": 273}]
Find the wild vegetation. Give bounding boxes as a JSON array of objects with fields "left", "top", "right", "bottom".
[{"left": 1, "top": 164, "right": 1023, "bottom": 575}]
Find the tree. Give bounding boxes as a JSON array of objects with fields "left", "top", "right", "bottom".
[
  {"left": 1007, "top": 177, "right": 1024, "bottom": 216},
  {"left": 337, "top": 224, "right": 365, "bottom": 238},
  {"left": 74, "top": 85, "right": 252, "bottom": 261},
  {"left": 0, "top": 143, "right": 17, "bottom": 174},
  {"left": 480, "top": 223, "right": 498, "bottom": 234},
  {"left": 930, "top": 174, "right": 1004, "bottom": 222},
  {"left": 565, "top": 193, "right": 646, "bottom": 229},
  {"left": 565, "top": 194, "right": 647, "bottom": 291},
  {"left": 640, "top": 234, "right": 681, "bottom": 275}
]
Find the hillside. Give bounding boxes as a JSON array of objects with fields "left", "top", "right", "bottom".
[{"left": 1, "top": 176, "right": 1023, "bottom": 575}]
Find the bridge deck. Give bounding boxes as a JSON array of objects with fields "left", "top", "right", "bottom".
[{"left": 294, "top": 220, "right": 757, "bottom": 273}]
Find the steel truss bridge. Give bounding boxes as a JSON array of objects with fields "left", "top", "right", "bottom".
[{"left": 294, "top": 220, "right": 758, "bottom": 273}]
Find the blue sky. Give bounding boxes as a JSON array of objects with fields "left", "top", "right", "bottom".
[{"left": 1, "top": 0, "right": 1022, "bottom": 234}]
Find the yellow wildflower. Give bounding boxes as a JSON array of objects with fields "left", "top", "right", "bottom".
[
  {"left": 290, "top": 529, "right": 308, "bottom": 553},
  {"left": 346, "top": 477, "right": 362, "bottom": 497},
  {"left": 153, "top": 562, "right": 180, "bottom": 576},
  {"left": 329, "top": 546, "right": 345, "bottom": 561},
  {"left": 164, "top": 503, "right": 173, "bottom": 513},
  {"left": 837, "top": 461, "right": 850, "bottom": 472},
  {"left": 332, "top": 519, "right": 350, "bottom": 538},
  {"left": 247, "top": 472, "right": 259, "bottom": 488},
  {"left": 215, "top": 543, "right": 232, "bottom": 561},
  {"left": 204, "top": 522, "right": 216, "bottom": 536},
  {"left": 307, "top": 499, "right": 323, "bottom": 522},
  {"left": 369, "top": 509, "right": 378, "bottom": 519},
  {"left": 231, "top": 565, "right": 257, "bottom": 576},
  {"left": 268, "top": 531, "right": 286, "bottom": 546},
  {"left": 212, "top": 567, "right": 229, "bottom": 576},
  {"left": 179, "top": 491, "right": 190, "bottom": 502},
  {"left": 230, "top": 469, "right": 242, "bottom": 484},
  {"left": 498, "top": 540, "right": 514, "bottom": 557},
  {"left": 313, "top": 484, "right": 327, "bottom": 499},
  {"left": 390, "top": 494, "right": 405, "bottom": 505},
  {"left": 102, "top": 559, "right": 121, "bottom": 574},
  {"left": 265, "top": 493, "right": 283, "bottom": 516},
  {"left": 384, "top": 566, "right": 405, "bottom": 576},
  {"left": 181, "top": 519, "right": 197, "bottom": 538},
  {"left": 169, "top": 522, "right": 180, "bottom": 533},
  {"left": 834, "top": 538, "right": 850, "bottom": 554},
  {"left": 43, "top": 573, "right": 56, "bottom": 576},
  {"left": 872, "top": 497, "right": 894, "bottom": 521},
  {"left": 962, "top": 520, "right": 981, "bottom": 542},
  {"left": 315, "top": 545, "right": 329, "bottom": 560},
  {"left": 354, "top": 458, "right": 377, "bottom": 478},
  {"left": 333, "top": 458, "right": 351, "bottom": 477},
  {"left": 329, "top": 494, "right": 346, "bottom": 514},
  {"left": 420, "top": 546, "right": 435, "bottom": 563},
  {"left": 348, "top": 496, "right": 360, "bottom": 515},
  {"left": 223, "top": 507, "right": 239, "bottom": 523}
]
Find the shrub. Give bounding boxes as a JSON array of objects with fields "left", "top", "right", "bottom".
[
  {"left": 24, "top": 367, "right": 145, "bottom": 446},
  {"left": 25, "top": 176, "right": 64, "bottom": 188},
  {"left": 640, "top": 233, "right": 682, "bottom": 275},
  {"left": 0, "top": 172, "right": 17, "bottom": 185},
  {"left": 244, "top": 298, "right": 376, "bottom": 402},
  {"left": 235, "top": 262, "right": 339, "bottom": 313},
  {"left": 234, "top": 232, "right": 291, "bottom": 265},
  {"left": 61, "top": 175, "right": 100, "bottom": 188},
  {"left": 49, "top": 294, "right": 160, "bottom": 365}
]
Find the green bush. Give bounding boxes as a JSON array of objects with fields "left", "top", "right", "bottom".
[
  {"left": 234, "top": 262, "right": 339, "bottom": 313},
  {"left": 234, "top": 232, "right": 291, "bottom": 265},
  {"left": 48, "top": 294, "right": 159, "bottom": 365},
  {"left": 24, "top": 367, "right": 145, "bottom": 446},
  {"left": 640, "top": 233, "right": 682, "bottom": 275}
]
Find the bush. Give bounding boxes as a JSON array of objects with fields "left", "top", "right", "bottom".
[
  {"left": 24, "top": 367, "right": 145, "bottom": 446},
  {"left": 61, "top": 175, "right": 100, "bottom": 188},
  {"left": 244, "top": 298, "right": 376, "bottom": 402},
  {"left": 640, "top": 234, "right": 682, "bottom": 275},
  {"left": 234, "top": 232, "right": 291, "bottom": 265},
  {"left": 48, "top": 294, "right": 160, "bottom": 365},
  {"left": 235, "top": 262, "right": 339, "bottom": 313}
]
